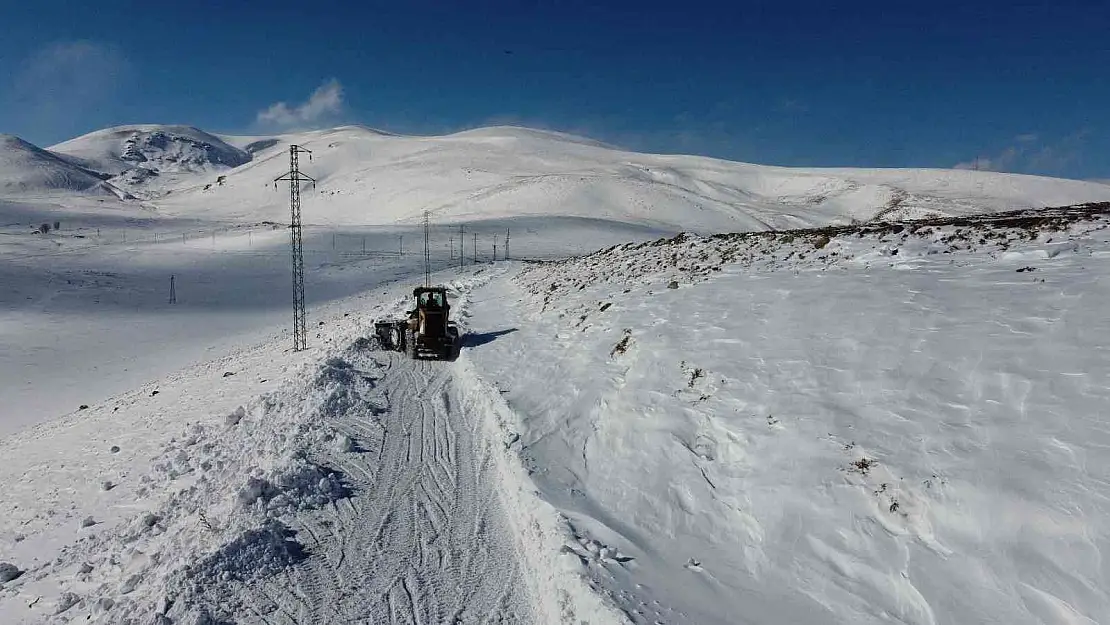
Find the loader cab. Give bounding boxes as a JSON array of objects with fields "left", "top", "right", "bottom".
[
  {"left": 410, "top": 286, "right": 451, "bottom": 340},
  {"left": 414, "top": 287, "right": 449, "bottom": 312},
  {"left": 418, "top": 290, "right": 446, "bottom": 310}
]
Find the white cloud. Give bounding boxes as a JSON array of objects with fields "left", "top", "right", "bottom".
[
  {"left": 6, "top": 41, "right": 130, "bottom": 140},
  {"left": 14, "top": 41, "right": 128, "bottom": 102},
  {"left": 953, "top": 145, "right": 1022, "bottom": 172},
  {"left": 256, "top": 79, "right": 344, "bottom": 127},
  {"left": 954, "top": 131, "right": 1090, "bottom": 175}
]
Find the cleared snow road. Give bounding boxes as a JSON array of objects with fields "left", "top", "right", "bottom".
[{"left": 226, "top": 349, "right": 534, "bottom": 624}]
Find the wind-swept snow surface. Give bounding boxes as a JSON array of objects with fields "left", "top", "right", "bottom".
[{"left": 464, "top": 205, "right": 1110, "bottom": 624}]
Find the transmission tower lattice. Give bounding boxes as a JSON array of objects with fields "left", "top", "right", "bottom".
[{"left": 274, "top": 145, "right": 315, "bottom": 352}]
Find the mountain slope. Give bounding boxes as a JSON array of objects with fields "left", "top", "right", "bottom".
[
  {"left": 466, "top": 205, "right": 1110, "bottom": 624},
  {"left": 151, "top": 125, "right": 1110, "bottom": 232},
  {"left": 0, "top": 135, "right": 124, "bottom": 198},
  {"left": 48, "top": 125, "right": 251, "bottom": 195}
]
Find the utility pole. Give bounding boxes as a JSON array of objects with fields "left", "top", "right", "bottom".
[
  {"left": 399, "top": 235, "right": 403, "bottom": 257},
  {"left": 505, "top": 228, "right": 510, "bottom": 260},
  {"left": 168, "top": 274, "right": 176, "bottom": 304},
  {"left": 493, "top": 240, "right": 497, "bottom": 262},
  {"left": 450, "top": 236, "right": 454, "bottom": 260},
  {"left": 423, "top": 210, "right": 431, "bottom": 286},
  {"left": 473, "top": 233, "right": 477, "bottom": 264},
  {"left": 274, "top": 145, "right": 315, "bottom": 352},
  {"left": 458, "top": 225, "right": 465, "bottom": 269}
]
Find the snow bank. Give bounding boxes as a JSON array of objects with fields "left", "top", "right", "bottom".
[
  {"left": 0, "top": 322, "right": 377, "bottom": 622},
  {"left": 454, "top": 357, "right": 631, "bottom": 625}
]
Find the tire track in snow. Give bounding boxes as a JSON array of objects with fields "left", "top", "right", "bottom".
[{"left": 237, "top": 349, "right": 533, "bottom": 624}]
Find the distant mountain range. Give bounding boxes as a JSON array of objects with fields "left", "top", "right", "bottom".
[{"left": 3, "top": 124, "right": 1110, "bottom": 232}]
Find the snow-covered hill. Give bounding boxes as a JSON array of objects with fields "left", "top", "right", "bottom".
[
  {"left": 0, "top": 122, "right": 1107, "bottom": 231},
  {"left": 4, "top": 121, "right": 1110, "bottom": 623},
  {"left": 0, "top": 135, "right": 124, "bottom": 198},
  {"left": 466, "top": 204, "right": 1110, "bottom": 624},
  {"left": 48, "top": 125, "right": 250, "bottom": 196},
  {"left": 140, "top": 124, "right": 1110, "bottom": 232}
]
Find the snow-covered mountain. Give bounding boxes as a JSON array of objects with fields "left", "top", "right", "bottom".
[
  {"left": 48, "top": 125, "right": 250, "bottom": 196},
  {"left": 0, "top": 134, "right": 125, "bottom": 198},
  {"left": 3, "top": 123, "right": 1110, "bottom": 229},
  {"left": 148, "top": 125, "right": 1110, "bottom": 231},
  {"left": 3, "top": 121, "right": 1110, "bottom": 624}
]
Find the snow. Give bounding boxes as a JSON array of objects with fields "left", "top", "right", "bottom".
[
  {"left": 462, "top": 206, "right": 1110, "bottom": 624},
  {"left": 48, "top": 125, "right": 250, "bottom": 197},
  {"left": 2, "top": 121, "right": 1110, "bottom": 623},
  {"left": 0, "top": 135, "right": 123, "bottom": 198},
  {"left": 0, "top": 269, "right": 622, "bottom": 623},
  {"left": 130, "top": 124, "right": 1110, "bottom": 229}
]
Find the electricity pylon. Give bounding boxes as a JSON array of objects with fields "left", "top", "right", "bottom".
[{"left": 275, "top": 145, "right": 315, "bottom": 352}]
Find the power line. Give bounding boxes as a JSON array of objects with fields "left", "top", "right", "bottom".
[{"left": 274, "top": 145, "right": 315, "bottom": 352}]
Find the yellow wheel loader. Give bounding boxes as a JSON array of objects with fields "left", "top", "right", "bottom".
[{"left": 374, "top": 286, "right": 460, "bottom": 360}]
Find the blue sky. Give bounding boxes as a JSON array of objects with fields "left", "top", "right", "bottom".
[{"left": 1, "top": 0, "right": 1108, "bottom": 179}]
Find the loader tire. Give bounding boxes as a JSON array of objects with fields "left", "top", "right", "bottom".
[{"left": 405, "top": 328, "right": 417, "bottom": 359}]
